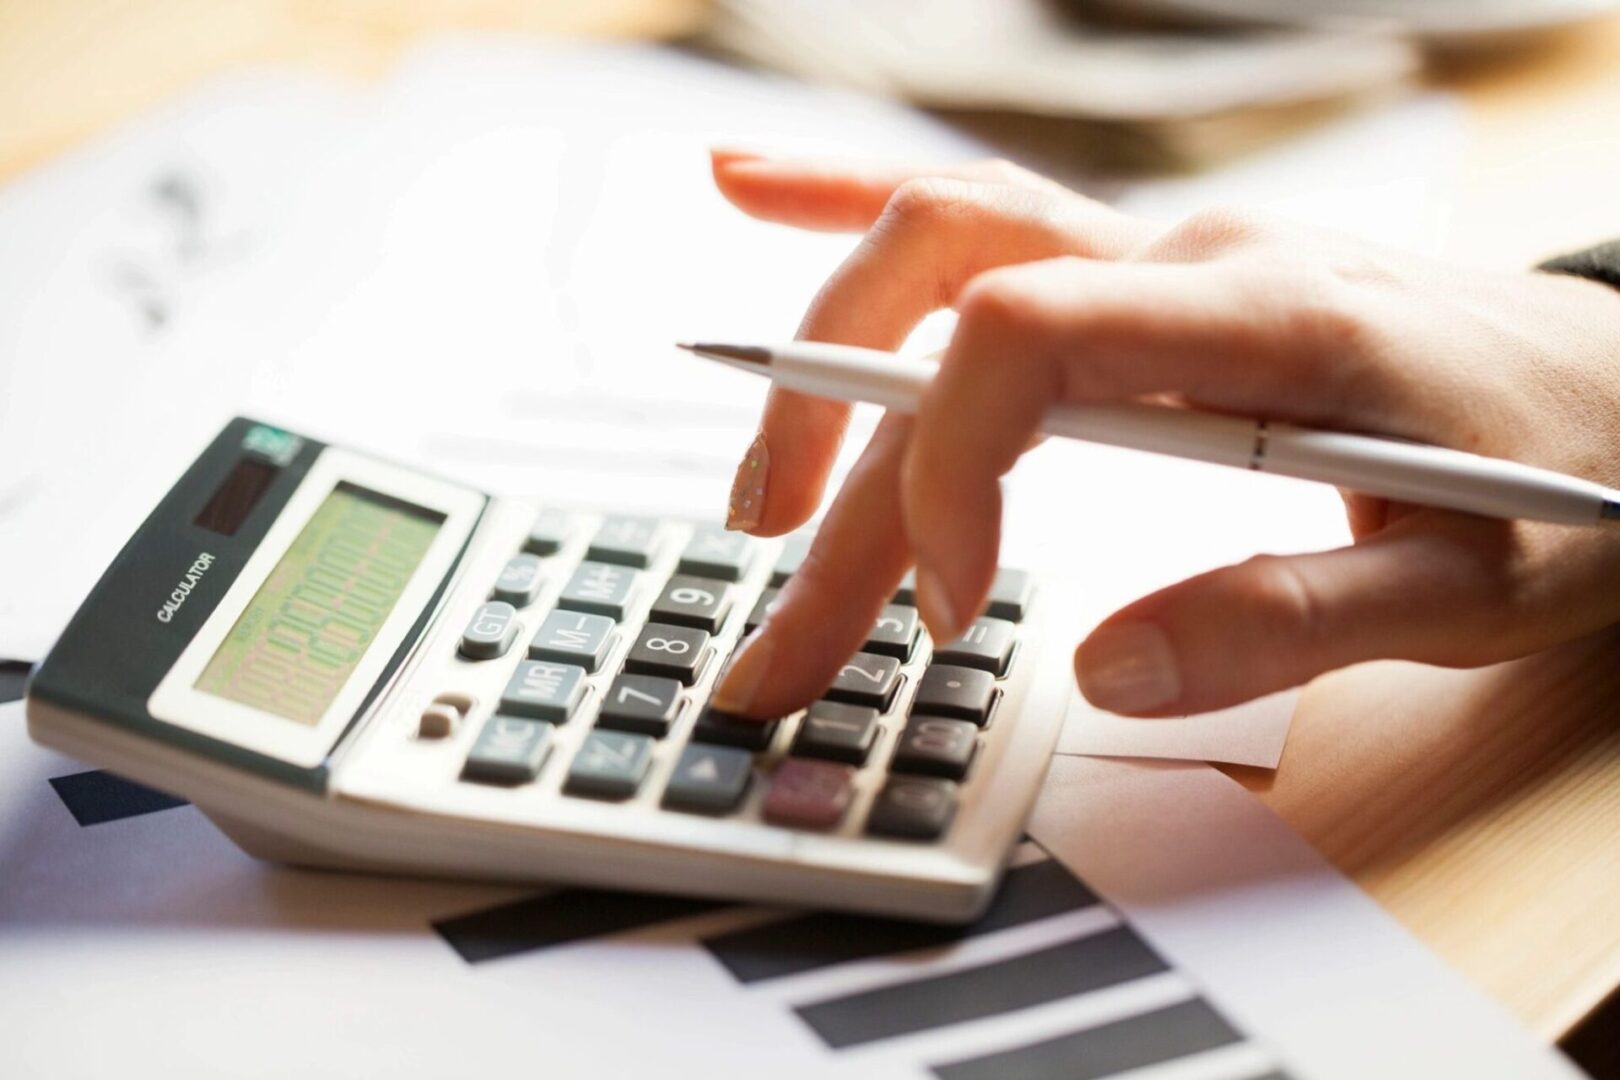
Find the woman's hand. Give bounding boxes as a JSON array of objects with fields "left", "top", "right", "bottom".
[{"left": 705, "top": 149, "right": 1620, "bottom": 720}]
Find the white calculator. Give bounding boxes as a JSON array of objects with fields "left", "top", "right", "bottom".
[{"left": 27, "top": 419, "right": 1070, "bottom": 922}]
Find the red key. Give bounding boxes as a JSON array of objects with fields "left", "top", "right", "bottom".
[{"left": 763, "top": 759, "right": 856, "bottom": 830}]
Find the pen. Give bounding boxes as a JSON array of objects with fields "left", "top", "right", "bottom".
[{"left": 679, "top": 340, "right": 1620, "bottom": 528}]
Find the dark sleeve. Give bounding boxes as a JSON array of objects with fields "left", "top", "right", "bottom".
[{"left": 1539, "top": 240, "right": 1620, "bottom": 291}]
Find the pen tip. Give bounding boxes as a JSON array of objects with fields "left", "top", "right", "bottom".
[{"left": 676, "top": 342, "right": 773, "bottom": 366}]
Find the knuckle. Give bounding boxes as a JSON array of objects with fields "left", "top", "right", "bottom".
[
  {"left": 1153, "top": 204, "right": 1275, "bottom": 260},
  {"left": 1236, "top": 555, "right": 1326, "bottom": 645},
  {"left": 955, "top": 267, "right": 1041, "bottom": 336},
  {"left": 880, "top": 177, "right": 979, "bottom": 232}
]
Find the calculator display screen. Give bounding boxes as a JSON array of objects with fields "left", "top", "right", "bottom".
[{"left": 193, "top": 483, "right": 445, "bottom": 725}]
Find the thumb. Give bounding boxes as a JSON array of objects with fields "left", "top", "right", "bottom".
[{"left": 1073, "top": 514, "right": 1532, "bottom": 716}]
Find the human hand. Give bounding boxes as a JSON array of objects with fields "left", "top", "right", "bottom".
[{"left": 705, "top": 149, "right": 1620, "bottom": 719}]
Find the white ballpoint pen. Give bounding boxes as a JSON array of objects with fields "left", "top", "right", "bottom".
[{"left": 679, "top": 340, "right": 1620, "bottom": 527}]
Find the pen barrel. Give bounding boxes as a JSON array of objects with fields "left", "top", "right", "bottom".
[
  {"left": 1263, "top": 425, "right": 1606, "bottom": 526},
  {"left": 1044, "top": 402, "right": 1258, "bottom": 469}
]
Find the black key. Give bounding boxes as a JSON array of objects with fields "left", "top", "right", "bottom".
[
  {"left": 499, "top": 661, "right": 588, "bottom": 723},
  {"left": 587, "top": 515, "right": 661, "bottom": 568},
  {"left": 770, "top": 534, "right": 811, "bottom": 585},
  {"left": 893, "top": 569, "right": 917, "bottom": 606},
  {"left": 528, "top": 609, "right": 615, "bottom": 672},
  {"left": 650, "top": 575, "right": 734, "bottom": 633},
  {"left": 565, "top": 730, "right": 655, "bottom": 800},
  {"left": 598, "top": 674, "right": 683, "bottom": 737},
  {"left": 463, "top": 715, "right": 555, "bottom": 785},
  {"left": 745, "top": 587, "right": 781, "bottom": 633},
  {"left": 491, "top": 552, "right": 544, "bottom": 607},
  {"left": 867, "top": 776, "right": 956, "bottom": 840},
  {"left": 912, "top": 665, "right": 996, "bottom": 725},
  {"left": 825, "top": 652, "right": 902, "bottom": 710},
  {"left": 459, "top": 601, "right": 520, "bottom": 660},
  {"left": 524, "top": 508, "right": 574, "bottom": 556},
  {"left": 932, "top": 617, "right": 1015, "bottom": 675},
  {"left": 863, "top": 604, "right": 920, "bottom": 660},
  {"left": 691, "top": 708, "right": 779, "bottom": 752},
  {"left": 624, "top": 623, "right": 709, "bottom": 685},
  {"left": 678, "top": 526, "right": 752, "bottom": 582},
  {"left": 891, "top": 716, "right": 977, "bottom": 779},
  {"left": 557, "top": 560, "right": 635, "bottom": 620},
  {"left": 664, "top": 744, "right": 754, "bottom": 814},
  {"left": 791, "top": 701, "right": 880, "bottom": 765},
  {"left": 986, "top": 568, "right": 1033, "bottom": 622}
]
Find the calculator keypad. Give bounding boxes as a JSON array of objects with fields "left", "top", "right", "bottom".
[{"left": 446, "top": 511, "right": 1039, "bottom": 849}]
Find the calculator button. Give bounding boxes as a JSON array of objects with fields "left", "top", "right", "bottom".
[
  {"left": 598, "top": 674, "right": 683, "bottom": 737},
  {"left": 691, "top": 708, "right": 779, "bottom": 752},
  {"left": 745, "top": 588, "right": 782, "bottom": 633},
  {"left": 825, "top": 652, "right": 902, "bottom": 710},
  {"left": 663, "top": 744, "right": 753, "bottom": 814},
  {"left": 463, "top": 715, "right": 555, "bottom": 785},
  {"left": 418, "top": 704, "right": 459, "bottom": 740},
  {"left": 528, "top": 609, "right": 615, "bottom": 672},
  {"left": 524, "top": 508, "right": 574, "bottom": 557},
  {"left": 500, "top": 661, "right": 588, "bottom": 723},
  {"left": 867, "top": 777, "right": 957, "bottom": 840},
  {"left": 492, "top": 553, "right": 545, "bottom": 607},
  {"left": 558, "top": 561, "right": 636, "bottom": 620},
  {"left": 986, "top": 568, "right": 1034, "bottom": 622},
  {"left": 792, "top": 702, "right": 880, "bottom": 765},
  {"left": 459, "top": 601, "right": 520, "bottom": 660},
  {"left": 932, "top": 617, "right": 1015, "bottom": 675},
  {"left": 769, "top": 534, "right": 811, "bottom": 585},
  {"left": 764, "top": 760, "right": 855, "bottom": 830},
  {"left": 893, "top": 570, "right": 917, "bottom": 606},
  {"left": 913, "top": 665, "right": 996, "bottom": 724},
  {"left": 649, "top": 575, "right": 734, "bottom": 634},
  {"left": 587, "top": 515, "right": 661, "bottom": 568},
  {"left": 863, "top": 604, "right": 920, "bottom": 660},
  {"left": 624, "top": 623, "right": 709, "bottom": 686},
  {"left": 565, "top": 730, "right": 655, "bottom": 800},
  {"left": 891, "top": 716, "right": 978, "bottom": 779},
  {"left": 678, "top": 527, "right": 752, "bottom": 582}
]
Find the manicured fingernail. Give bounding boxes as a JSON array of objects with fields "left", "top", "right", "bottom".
[
  {"left": 710, "top": 631, "right": 775, "bottom": 716},
  {"left": 915, "top": 568, "right": 961, "bottom": 642},
  {"left": 727, "top": 432, "right": 769, "bottom": 532},
  {"left": 1075, "top": 622, "right": 1181, "bottom": 714}
]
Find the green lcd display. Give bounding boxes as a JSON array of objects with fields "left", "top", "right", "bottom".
[{"left": 195, "top": 483, "right": 444, "bottom": 725}]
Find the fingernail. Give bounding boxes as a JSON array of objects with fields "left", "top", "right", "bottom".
[
  {"left": 727, "top": 432, "right": 769, "bottom": 532},
  {"left": 1075, "top": 622, "right": 1181, "bottom": 714},
  {"left": 915, "top": 567, "right": 961, "bottom": 642},
  {"left": 710, "top": 147, "right": 765, "bottom": 166},
  {"left": 710, "top": 631, "right": 775, "bottom": 716}
]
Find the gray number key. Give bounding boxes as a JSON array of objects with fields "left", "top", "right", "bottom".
[
  {"left": 866, "top": 777, "right": 956, "bottom": 840},
  {"left": 678, "top": 526, "right": 752, "bottom": 582},
  {"left": 691, "top": 708, "right": 779, "bottom": 752},
  {"left": 891, "top": 715, "right": 978, "bottom": 779},
  {"left": 912, "top": 665, "right": 996, "bottom": 725},
  {"left": 524, "top": 508, "right": 574, "bottom": 557},
  {"left": 663, "top": 743, "right": 753, "bottom": 814},
  {"left": 624, "top": 623, "right": 709, "bottom": 686},
  {"left": 598, "top": 674, "right": 683, "bottom": 737},
  {"left": 863, "top": 604, "right": 920, "bottom": 660},
  {"left": 932, "top": 617, "right": 1015, "bottom": 675},
  {"left": 459, "top": 601, "right": 520, "bottom": 660},
  {"left": 462, "top": 715, "right": 554, "bottom": 785},
  {"left": 565, "top": 730, "right": 655, "bottom": 800},
  {"left": 791, "top": 701, "right": 880, "bottom": 765},
  {"left": 558, "top": 560, "right": 636, "bottom": 620},
  {"left": 650, "top": 575, "right": 733, "bottom": 633},
  {"left": 770, "top": 534, "right": 811, "bottom": 585},
  {"left": 986, "top": 568, "right": 1034, "bottom": 622},
  {"left": 745, "top": 587, "right": 782, "bottom": 633},
  {"left": 587, "top": 515, "right": 661, "bottom": 568},
  {"left": 492, "top": 553, "right": 544, "bottom": 607},
  {"left": 528, "top": 609, "right": 615, "bottom": 672},
  {"left": 825, "top": 652, "right": 902, "bottom": 710},
  {"left": 500, "top": 660, "right": 587, "bottom": 723}
]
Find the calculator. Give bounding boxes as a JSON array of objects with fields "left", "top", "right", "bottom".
[{"left": 26, "top": 418, "right": 1070, "bottom": 922}]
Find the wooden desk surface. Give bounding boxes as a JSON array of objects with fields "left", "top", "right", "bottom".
[{"left": 4, "top": 0, "right": 1617, "bottom": 1049}]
